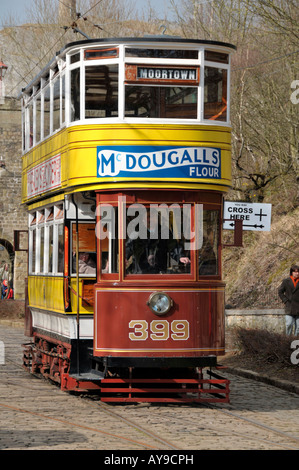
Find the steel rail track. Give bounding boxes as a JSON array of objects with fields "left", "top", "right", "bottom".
[
  {"left": 3, "top": 357, "right": 299, "bottom": 450},
  {"left": 2, "top": 357, "right": 180, "bottom": 451},
  {"left": 200, "top": 403, "right": 299, "bottom": 450}
]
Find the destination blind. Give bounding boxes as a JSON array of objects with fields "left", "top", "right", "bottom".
[{"left": 125, "top": 65, "right": 199, "bottom": 85}]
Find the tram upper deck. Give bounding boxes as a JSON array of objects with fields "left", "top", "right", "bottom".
[{"left": 20, "top": 37, "right": 236, "bottom": 204}]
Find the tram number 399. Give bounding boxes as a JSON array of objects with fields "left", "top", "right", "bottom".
[{"left": 129, "top": 320, "right": 189, "bottom": 341}]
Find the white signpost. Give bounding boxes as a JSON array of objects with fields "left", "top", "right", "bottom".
[{"left": 223, "top": 201, "right": 272, "bottom": 232}]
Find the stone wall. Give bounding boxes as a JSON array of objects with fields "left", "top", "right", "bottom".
[
  {"left": 0, "top": 97, "right": 27, "bottom": 300},
  {"left": 225, "top": 308, "right": 286, "bottom": 334}
]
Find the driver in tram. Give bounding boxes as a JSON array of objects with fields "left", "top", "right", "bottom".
[{"left": 125, "top": 210, "right": 190, "bottom": 274}]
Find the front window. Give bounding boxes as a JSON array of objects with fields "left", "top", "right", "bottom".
[
  {"left": 125, "top": 86, "right": 197, "bottom": 119},
  {"left": 97, "top": 195, "right": 221, "bottom": 279},
  {"left": 125, "top": 205, "right": 191, "bottom": 275}
]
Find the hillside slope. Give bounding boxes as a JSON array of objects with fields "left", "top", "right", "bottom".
[{"left": 223, "top": 207, "right": 299, "bottom": 309}]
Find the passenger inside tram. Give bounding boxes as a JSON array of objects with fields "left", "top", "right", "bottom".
[{"left": 125, "top": 209, "right": 191, "bottom": 275}]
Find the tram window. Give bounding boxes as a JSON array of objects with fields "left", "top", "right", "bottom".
[
  {"left": 70, "top": 53, "right": 80, "bottom": 64},
  {"left": 44, "top": 86, "right": 51, "bottom": 138},
  {"left": 30, "top": 230, "right": 36, "bottom": 274},
  {"left": 36, "top": 94, "right": 41, "bottom": 144},
  {"left": 98, "top": 206, "right": 119, "bottom": 275},
  {"left": 29, "top": 213, "right": 36, "bottom": 274},
  {"left": 72, "top": 222, "right": 97, "bottom": 276},
  {"left": 22, "top": 110, "right": 25, "bottom": 152},
  {"left": 85, "top": 65, "right": 118, "bottom": 118},
  {"left": 125, "top": 206, "right": 191, "bottom": 275},
  {"left": 38, "top": 211, "right": 45, "bottom": 273},
  {"left": 53, "top": 78, "right": 60, "bottom": 133},
  {"left": 48, "top": 223, "right": 54, "bottom": 273},
  {"left": 199, "top": 210, "right": 219, "bottom": 276},
  {"left": 125, "top": 48, "right": 198, "bottom": 59},
  {"left": 28, "top": 205, "right": 65, "bottom": 275},
  {"left": 57, "top": 224, "right": 64, "bottom": 274},
  {"left": 42, "top": 207, "right": 53, "bottom": 274},
  {"left": 205, "top": 50, "right": 229, "bottom": 64},
  {"left": 204, "top": 67, "right": 227, "bottom": 121},
  {"left": 61, "top": 74, "right": 66, "bottom": 126},
  {"left": 71, "top": 68, "right": 80, "bottom": 122},
  {"left": 39, "top": 226, "right": 45, "bottom": 273},
  {"left": 125, "top": 86, "right": 197, "bottom": 119},
  {"left": 28, "top": 103, "right": 33, "bottom": 148},
  {"left": 84, "top": 48, "right": 119, "bottom": 60}
]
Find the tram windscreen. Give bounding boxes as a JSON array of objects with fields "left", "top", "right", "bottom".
[
  {"left": 125, "top": 206, "right": 191, "bottom": 275},
  {"left": 125, "top": 206, "right": 219, "bottom": 276}
]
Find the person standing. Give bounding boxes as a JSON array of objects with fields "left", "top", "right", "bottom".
[
  {"left": 1, "top": 263, "right": 10, "bottom": 299},
  {"left": 278, "top": 264, "right": 299, "bottom": 335}
]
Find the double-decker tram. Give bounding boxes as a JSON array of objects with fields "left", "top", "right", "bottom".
[{"left": 20, "top": 36, "right": 236, "bottom": 403}]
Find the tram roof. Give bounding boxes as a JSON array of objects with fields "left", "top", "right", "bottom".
[
  {"left": 19, "top": 36, "right": 236, "bottom": 97},
  {"left": 61, "top": 36, "right": 236, "bottom": 51}
]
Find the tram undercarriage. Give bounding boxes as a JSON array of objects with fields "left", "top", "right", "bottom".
[{"left": 23, "top": 332, "right": 230, "bottom": 403}]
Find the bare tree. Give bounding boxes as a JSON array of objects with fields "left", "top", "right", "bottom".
[{"left": 0, "top": 0, "right": 138, "bottom": 97}]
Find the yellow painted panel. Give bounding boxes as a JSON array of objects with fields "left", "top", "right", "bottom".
[
  {"left": 22, "top": 123, "right": 232, "bottom": 203},
  {"left": 69, "top": 278, "right": 94, "bottom": 314},
  {"left": 28, "top": 275, "right": 95, "bottom": 315},
  {"left": 28, "top": 276, "right": 65, "bottom": 313}
]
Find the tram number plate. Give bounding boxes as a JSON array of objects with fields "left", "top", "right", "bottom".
[{"left": 129, "top": 320, "right": 189, "bottom": 341}]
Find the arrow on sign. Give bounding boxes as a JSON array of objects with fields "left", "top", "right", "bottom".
[{"left": 228, "top": 222, "right": 265, "bottom": 229}]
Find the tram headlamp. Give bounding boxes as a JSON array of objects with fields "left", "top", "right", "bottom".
[{"left": 147, "top": 292, "right": 173, "bottom": 315}]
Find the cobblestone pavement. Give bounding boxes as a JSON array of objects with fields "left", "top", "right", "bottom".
[{"left": 1, "top": 325, "right": 299, "bottom": 451}]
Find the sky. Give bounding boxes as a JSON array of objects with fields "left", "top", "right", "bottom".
[{"left": 0, "top": 0, "right": 177, "bottom": 27}]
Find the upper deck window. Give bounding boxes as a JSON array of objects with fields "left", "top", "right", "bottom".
[
  {"left": 125, "top": 48, "right": 198, "bottom": 59},
  {"left": 35, "top": 93, "right": 41, "bottom": 144},
  {"left": 71, "top": 67, "right": 80, "bottom": 121},
  {"left": 44, "top": 85, "right": 51, "bottom": 138},
  {"left": 70, "top": 52, "right": 80, "bottom": 64},
  {"left": 205, "top": 50, "right": 228, "bottom": 64},
  {"left": 204, "top": 67, "right": 227, "bottom": 121},
  {"left": 125, "top": 86, "right": 197, "bottom": 119},
  {"left": 85, "top": 47, "right": 119, "bottom": 60},
  {"left": 85, "top": 65, "right": 118, "bottom": 118},
  {"left": 124, "top": 63, "right": 199, "bottom": 119},
  {"left": 22, "top": 41, "right": 234, "bottom": 152},
  {"left": 53, "top": 77, "right": 60, "bottom": 133}
]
